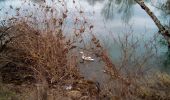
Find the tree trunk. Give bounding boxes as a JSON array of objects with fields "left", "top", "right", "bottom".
[{"left": 135, "top": 0, "right": 170, "bottom": 47}]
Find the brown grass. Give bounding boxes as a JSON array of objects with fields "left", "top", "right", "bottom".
[{"left": 0, "top": 20, "right": 101, "bottom": 99}]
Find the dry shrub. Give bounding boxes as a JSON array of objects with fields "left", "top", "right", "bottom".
[
  {"left": 90, "top": 32, "right": 165, "bottom": 99},
  {"left": 0, "top": 21, "right": 101, "bottom": 100},
  {"left": 1, "top": 0, "right": 170, "bottom": 99},
  {"left": 0, "top": 22, "right": 80, "bottom": 85},
  {"left": 136, "top": 72, "right": 170, "bottom": 99},
  {"left": 0, "top": 0, "right": 101, "bottom": 99}
]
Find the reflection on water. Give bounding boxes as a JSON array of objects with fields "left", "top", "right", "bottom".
[
  {"left": 86, "top": 0, "right": 103, "bottom": 6},
  {"left": 86, "top": 0, "right": 152, "bottom": 23},
  {"left": 102, "top": 0, "right": 135, "bottom": 23},
  {"left": 101, "top": 0, "right": 116, "bottom": 20},
  {"left": 31, "top": 0, "right": 45, "bottom": 4}
]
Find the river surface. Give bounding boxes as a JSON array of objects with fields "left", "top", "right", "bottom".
[{"left": 0, "top": 0, "right": 170, "bottom": 81}]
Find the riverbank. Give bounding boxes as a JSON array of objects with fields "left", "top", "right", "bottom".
[
  {"left": 0, "top": 22, "right": 170, "bottom": 100},
  {"left": 0, "top": 22, "right": 101, "bottom": 99},
  {"left": 0, "top": 0, "right": 170, "bottom": 99}
]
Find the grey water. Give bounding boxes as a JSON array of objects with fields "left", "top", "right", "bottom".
[{"left": 0, "top": 0, "right": 170, "bottom": 80}]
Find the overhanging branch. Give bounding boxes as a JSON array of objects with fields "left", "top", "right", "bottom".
[{"left": 135, "top": 0, "right": 170, "bottom": 43}]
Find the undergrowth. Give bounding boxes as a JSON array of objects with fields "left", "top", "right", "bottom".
[{"left": 0, "top": 0, "right": 170, "bottom": 100}]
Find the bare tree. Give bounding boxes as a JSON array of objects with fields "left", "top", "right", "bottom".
[{"left": 135, "top": 0, "right": 170, "bottom": 47}]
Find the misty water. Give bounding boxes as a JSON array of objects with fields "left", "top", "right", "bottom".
[{"left": 0, "top": 0, "right": 170, "bottom": 82}]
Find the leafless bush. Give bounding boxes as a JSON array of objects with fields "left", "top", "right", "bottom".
[{"left": 0, "top": 0, "right": 170, "bottom": 100}]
